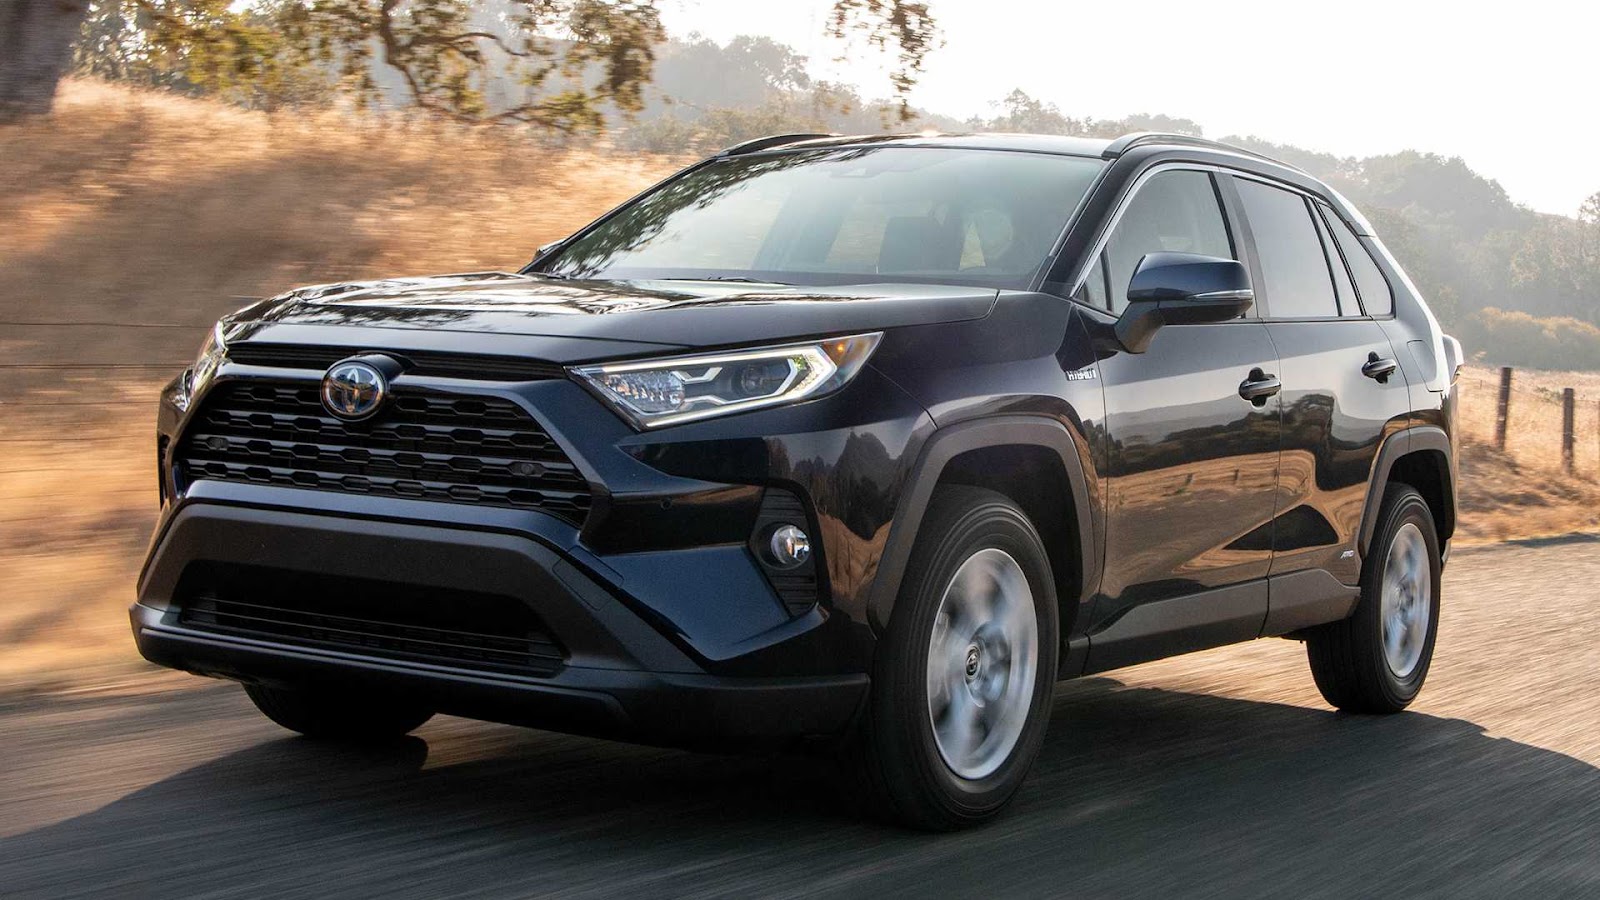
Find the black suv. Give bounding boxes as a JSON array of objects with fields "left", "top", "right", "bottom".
[{"left": 133, "top": 132, "right": 1462, "bottom": 829}]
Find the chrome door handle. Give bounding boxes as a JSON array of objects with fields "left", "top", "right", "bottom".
[
  {"left": 1362, "top": 352, "right": 1398, "bottom": 383},
  {"left": 1238, "top": 368, "right": 1281, "bottom": 406}
]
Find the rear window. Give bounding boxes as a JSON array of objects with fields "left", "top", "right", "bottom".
[{"left": 1234, "top": 178, "right": 1339, "bottom": 319}]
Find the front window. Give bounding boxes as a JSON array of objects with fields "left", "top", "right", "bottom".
[{"left": 538, "top": 147, "right": 1106, "bottom": 291}]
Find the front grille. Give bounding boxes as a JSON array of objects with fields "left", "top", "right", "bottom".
[
  {"left": 227, "top": 344, "right": 565, "bottom": 382},
  {"left": 177, "top": 380, "right": 591, "bottom": 522},
  {"left": 176, "top": 564, "right": 564, "bottom": 676}
]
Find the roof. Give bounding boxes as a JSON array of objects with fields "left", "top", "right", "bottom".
[
  {"left": 719, "top": 131, "right": 1114, "bottom": 158},
  {"left": 719, "top": 131, "right": 1297, "bottom": 171}
]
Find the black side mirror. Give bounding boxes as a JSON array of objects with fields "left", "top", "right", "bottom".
[{"left": 1114, "top": 252, "right": 1254, "bottom": 353}]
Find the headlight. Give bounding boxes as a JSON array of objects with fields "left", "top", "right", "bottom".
[
  {"left": 571, "top": 333, "right": 882, "bottom": 429},
  {"left": 173, "top": 321, "right": 228, "bottom": 411}
]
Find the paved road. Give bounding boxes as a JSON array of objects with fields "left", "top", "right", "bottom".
[{"left": 4, "top": 539, "right": 1599, "bottom": 899}]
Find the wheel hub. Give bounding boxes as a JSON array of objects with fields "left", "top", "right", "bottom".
[
  {"left": 926, "top": 548, "right": 1039, "bottom": 780},
  {"left": 1380, "top": 522, "right": 1431, "bottom": 679}
]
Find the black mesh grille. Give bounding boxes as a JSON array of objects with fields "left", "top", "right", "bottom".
[
  {"left": 177, "top": 380, "right": 591, "bottom": 522},
  {"left": 176, "top": 564, "right": 564, "bottom": 676},
  {"left": 227, "top": 344, "right": 565, "bottom": 382}
]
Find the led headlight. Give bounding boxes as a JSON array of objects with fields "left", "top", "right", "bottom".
[
  {"left": 571, "top": 333, "right": 882, "bottom": 429},
  {"left": 173, "top": 321, "right": 228, "bottom": 412}
]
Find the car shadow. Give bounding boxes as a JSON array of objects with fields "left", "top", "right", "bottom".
[{"left": 4, "top": 678, "right": 1598, "bottom": 899}]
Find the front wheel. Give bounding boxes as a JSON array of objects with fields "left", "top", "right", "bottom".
[
  {"left": 852, "top": 485, "right": 1059, "bottom": 830},
  {"left": 1306, "top": 484, "right": 1441, "bottom": 713}
]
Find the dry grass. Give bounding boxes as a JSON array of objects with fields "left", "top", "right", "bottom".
[
  {"left": 1, "top": 80, "right": 1596, "bottom": 693},
  {"left": 0, "top": 80, "right": 680, "bottom": 693},
  {"left": 1454, "top": 364, "right": 1600, "bottom": 542},
  {"left": 0, "top": 79, "right": 683, "bottom": 366}
]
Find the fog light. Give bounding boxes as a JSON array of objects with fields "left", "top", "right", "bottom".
[{"left": 768, "top": 524, "right": 811, "bottom": 568}]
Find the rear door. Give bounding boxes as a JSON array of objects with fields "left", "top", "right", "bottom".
[{"left": 1228, "top": 175, "right": 1411, "bottom": 608}]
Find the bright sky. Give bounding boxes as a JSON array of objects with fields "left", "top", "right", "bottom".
[{"left": 659, "top": 0, "right": 1598, "bottom": 217}]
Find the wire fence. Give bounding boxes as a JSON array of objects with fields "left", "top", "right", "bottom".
[{"left": 1457, "top": 366, "right": 1600, "bottom": 478}]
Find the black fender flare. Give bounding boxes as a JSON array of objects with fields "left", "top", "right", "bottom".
[
  {"left": 1357, "top": 425, "right": 1456, "bottom": 558},
  {"left": 864, "top": 415, "right": 1100, "bottom": 635}
]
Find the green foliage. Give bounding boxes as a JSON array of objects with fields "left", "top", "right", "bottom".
[
  {"left": 1457, "top": 307, "right": 1600, "bottom": 370},
  {"left": 966, "top": 89, "right": 1203, "bottom": 139},
  {"left": 825, "top": 0, "right": 936, "bottom": 122},
  {"left": 74, "top": 0, "right": 330, "bottom": 107},
  {"left": 70, "top": 0, "right": 937, "bottom": 131}
]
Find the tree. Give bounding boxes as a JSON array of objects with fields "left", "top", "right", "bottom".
[
  {"left": 3, "top": 0, "right": 940, "bottom": 129},
  {"left": 970, "top": 89, "right": 1204, "bottom": 140},
  {"left": 824, "top": 0, "right": 934, "bottom": 122},
  {"left": 0, "top": 0, "right": 94, "bottom": 122},
  {"left": 979, "top": 88, "right": 1081, "bottom": 135}
]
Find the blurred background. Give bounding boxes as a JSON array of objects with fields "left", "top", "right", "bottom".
[{"left": 2, "top": 3, "right": 1600, "bottom": 895}]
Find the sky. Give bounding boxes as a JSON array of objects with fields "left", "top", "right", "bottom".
[{"left": 658, "top": 0, "right": 1599, "bottom": 217}]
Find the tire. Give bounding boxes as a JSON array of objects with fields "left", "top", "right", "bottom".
[
  {"left": 1306, "top": 484, "right": 1441, "bottom": 713},
  {"left": 852, "top": 485, "right": 1060, "bottom": 830},
  {"left": 244, "top": 683, "right": 434, "bottom": 741}
]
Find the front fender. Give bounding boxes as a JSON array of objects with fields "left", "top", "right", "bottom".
[{"left": 865, "top": 415, "right": 1101, "bottom": 642}]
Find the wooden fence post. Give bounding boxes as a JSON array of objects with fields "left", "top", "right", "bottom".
[
  {"left": 1495, "top": 366, "right": 1513, "bottom": 451},
  {"left": 1562, "top": 387, "right": 1576, "bottom": 473}
]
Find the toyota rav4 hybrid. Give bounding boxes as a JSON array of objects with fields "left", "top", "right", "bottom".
[{"left": 134, "top": 132, "right": 1463, "bottom": 829}]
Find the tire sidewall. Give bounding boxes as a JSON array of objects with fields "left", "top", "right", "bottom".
[
  {"left": 877, "top": 489, "right": 1060, "bottom": 821},
  {"left": 1362, "top": 488, "right": 1442, "bottom": 705}
]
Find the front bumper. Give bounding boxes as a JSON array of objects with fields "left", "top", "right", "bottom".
[{"left": 132, "top": 502, "right": 867, "bottom": 744}]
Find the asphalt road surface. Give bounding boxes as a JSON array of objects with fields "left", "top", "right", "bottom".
[{"left": 4, "top": 538, "right": 1599, "bottom": 899}]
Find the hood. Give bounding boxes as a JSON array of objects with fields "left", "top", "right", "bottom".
[{"left": 230, "top": 272, "right": 998, "bottom": 364}]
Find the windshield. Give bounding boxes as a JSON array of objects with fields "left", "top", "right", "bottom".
[{"left": 537, "top": 147, "right": 1105, "bottom": 290}]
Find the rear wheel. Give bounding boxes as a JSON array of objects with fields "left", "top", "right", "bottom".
[
  {"left": 1306, "top": 484, "right": 1441, "bottom": 713},
  {"left": 853, "top": 485, "right": 1059, "bottom": 830},
  {"left": 245, "top": 683, "right": 434, "bottom": 742}
]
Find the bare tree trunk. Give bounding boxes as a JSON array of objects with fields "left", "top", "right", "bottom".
[{"left": 0, "top": 0, "right": 92, "bottom": 123}]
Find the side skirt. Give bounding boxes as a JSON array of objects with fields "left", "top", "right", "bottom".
[{"left": 1076, "top": 569, "right": 1358, "bottom": 675}]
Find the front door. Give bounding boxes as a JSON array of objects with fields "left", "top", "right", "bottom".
[{"left": 1081, "top": 168, "right": 1282, "bottom": 670}]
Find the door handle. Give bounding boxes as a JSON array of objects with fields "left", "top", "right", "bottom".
[
  {"left": 1362, "top": 352, "right": 1398, "bottom": 383},
  {"left": 1238, "top": 368, "right": 1281, "bottom": 406}
]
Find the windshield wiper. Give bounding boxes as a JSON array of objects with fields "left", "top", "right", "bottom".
[{"left": 658, "top": 276, "right": 789, "bottom": 285}]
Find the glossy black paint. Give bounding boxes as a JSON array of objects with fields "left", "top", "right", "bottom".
[{"left": 133, "top": 132, "right": 1458, "bottom": 745}]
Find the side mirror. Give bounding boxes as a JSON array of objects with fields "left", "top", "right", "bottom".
[{"left": 1113, "top": 252, "right": 1254, "bottom": 353}]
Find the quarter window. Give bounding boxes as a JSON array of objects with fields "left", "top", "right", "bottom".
[
  {"left": 1320, "top": 203, "right": 1395, "bottom": 316},
  {"left": 1101, "top": 170, "right": 1235, "bottom": 315},
  {"left": 1311, "top": 206, "right": 1362, "bottom": 316},
  {"left": 1234, "top": 178, "right": 1340, "bottom": 319}
]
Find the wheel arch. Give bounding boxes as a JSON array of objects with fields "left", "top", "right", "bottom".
[
  {"left": 1358, "top": 426, "right": 1456, "bottom": 558},
  {"left": 866, "top": 416, "right": 1099, "bottom": 640}
]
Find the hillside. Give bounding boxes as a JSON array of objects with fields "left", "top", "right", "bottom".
[{"left": 1, "top": 79, "right": 684, "bottom": 369}]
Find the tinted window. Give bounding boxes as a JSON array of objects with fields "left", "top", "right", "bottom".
[
  {"left": 1235, "top": 178, "right": 1338, "bottom": 318},
  {"left": 1321, "top": 204, "right": 1394, "bottom": 315},
  {"left": 1311, "top": 206, "right": 1361, "bottom": 315},
  {"left": 1102, "top": 170, "right": 1234, "bottom": 314},
  {"left": 541, "top": 148, "right": 1105, "bottom": 290}
]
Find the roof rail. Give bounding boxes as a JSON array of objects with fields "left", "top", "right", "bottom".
[
  {"left": 717, "top": 133, "right": 837, "bottom": 156},
  {"left": 1102, "top": 132, "right": 1298, "bottom": 170}
]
